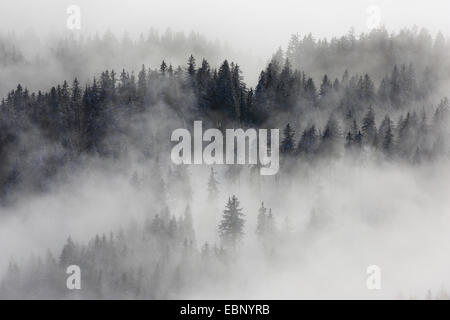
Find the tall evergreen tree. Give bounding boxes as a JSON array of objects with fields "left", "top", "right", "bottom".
[
  {"left": 218, "top": 195, "right": 245, "bottom": 247},
  {"left": 214, "top": 60, "right": 238, "bottom": 119},
  {"left": 281, "top": 123, "right": 295, "bottom": 155},
  {"left": 256, "top": 201, "right": 268, "bottom": 237},
  {"left": 187, "top": 55, "right": 196, "bottom": 78},
  {"left": 297, "top": 125, "right": 318, "bottom": 155},
  {"left": 362, "top": 106, "right": 376, "bottom": 145}
]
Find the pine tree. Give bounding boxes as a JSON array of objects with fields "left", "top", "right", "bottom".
[
  {"left": 382, "top": 123, "right": 394, "bottom": 157},
  {"left": 60, "top": 236, "right": 76, "bottom": 267},
  {"left": 359, "top": 74, "right": 375, "bottom": 102},
  {"left": 187, "top": 55, "right": 196, "bottom": 77},
  {"left": 297, "top": 125, "right": 318, "bottom": 156},
  {"left": 319, "top": 115, "right": 341, "bottom": 157},
  {"left": 281, "top": 123, "right": 295, "bottom": 154},
  {"left": 160, "top": 61, "right": 167, "bottom": 76},
  {"left": 362, "top": 106, "right": 376, "bottom": 145},
  {"left": 214, "top": 60, "right": 238, "bottom": 118},
  {"left": 196, "top": 59, "right": 212, "bottom": 111},
  {"left": 276, "top": 59, "right": 293, "bottom": 109},
  {"left": 304, "top": 78, "right": 317, "bottom": 106},
  {"left": 319, "top": 74, "right": 332, "bottom": 97},
  {"left": 256, "top": 202, "right": 267, "bottom": 237},
  {"left": 137, "top": 65, "right": 147, "bottom": 103},
  {"left": 256, "top": 203, "right": 275, "bottom": 241},
  {"left": 218, "top": 195, "right": 245, "bottom": 247},
  {"left": 71, "top": 78, "right": 83, "bottom": 153}
]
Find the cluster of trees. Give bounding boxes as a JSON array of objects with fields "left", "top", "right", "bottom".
[
  {"left": 1, "top": 161, "right": 295, "bottom": 299},
  {"left": 53, "top": 28, "right": 233, "bottom": 72},
  {"left": 0, "top": 207, "right": 199, "bottom": 299},
  {"left": 285, "top": 27, "right": 450, "bottom": 84},
  {"left": 0, "top": 172, "right": 283, "bottom": 299},
  {"left": 254, "top": 57, "right": 439, "bottom": 124},
  {"left": 278, "top": 98, "right": 450, "bottom": 162},
  {"left": 1, "top": 27, "right": 450, "bottom": 299},
  {"left": 1, "top": 46, "right": 449, "bottom": 202},
  {"left": 0, "top": 29, "right": 243, "bottom": 99}
]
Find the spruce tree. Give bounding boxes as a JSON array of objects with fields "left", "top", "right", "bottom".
[
  {"left": 256, "top": 202, "right": 268, "bottom": 237},
  {"left": 187, "top": 55, "right": 196, "bottom": 77},
  {"left": 382, "top": 123, "right": 394, "bottom": 157},
  {"left": 218, "top": 195, "right": 245, "bottom": 247},
  {"left": 362, "top": 106, "right": 376, "bottom": 145},
  {"left": 281, "top": 123, "right": 295, "bottom": 154}
]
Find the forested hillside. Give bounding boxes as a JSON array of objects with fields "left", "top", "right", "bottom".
[
  {"left": 1, "top": 28, "right": 449, "bottom": 203},
  {"left": 1, "top": 28, "right": 450, "bottom": 299}
]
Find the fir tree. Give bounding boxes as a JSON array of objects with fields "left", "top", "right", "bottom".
[
  {"left": 281, "top": 123, "right": 295, "bottom": 154},
  {"left": 362, "top": 106, "right": 376, "bottom": 145},
  {"left": 218, "top": 195, "right": 245, "bottom": 247}
]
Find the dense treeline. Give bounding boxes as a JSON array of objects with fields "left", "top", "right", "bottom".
[
  {"left": 285, "top": 27, "right": 450, "bottom": 84},
  {"left": 1, "top": 47, "right": 449, "bottom": 202},
  {"left": 0, "top": 29, "right": 245, "bottom": 99}
]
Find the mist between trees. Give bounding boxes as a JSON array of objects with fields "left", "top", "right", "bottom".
[{"left": 0, "top": 27, "right": 450, "bottom": 299}]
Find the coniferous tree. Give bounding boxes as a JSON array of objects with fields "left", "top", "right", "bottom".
[
  {"left": 256, "top": 202, "right": 268, "bottom": 237},
  {"left": 70, "top": 78, "right": 83, "bottom": 153},
  {"left": 297, "top": 125, "right": 318, "bottom": 156},
  {"left": 382, "top": 123, "right": 394, "bottom": 157},
  {"left": 218, "top": 195, "right": 245, "bottom": 247},
  {"left": 196, "top": 59, "right": 212, "bottom": 112},
  {"left": 160, "top": 61, "right": 167, "bottom": 76},
  {"left": 362, "top": 106, "right": 376, "bottom": 145},
  {"left": 319, "top": 115, "right": 341, "bottom": 157},
  {"left": 319, "top": 74, "right": 332, "bottom": 97},
  {"left": 187, "top": 55, "right": 196, "bottom": 78},
  {"left": 256, "top": 202, "right": 275, "bottom": 240},
  {"left": 137, "top": 65, "right": 147, "bottom": 105},
  {"left": 60, "top": 237, "right": 76, "bottom": 267},
  {"left": 214, "top": 60, "right": 238, "bottom": 119},
  {"left": 281, "top": 123, "right": 295, "bottom": 155}
]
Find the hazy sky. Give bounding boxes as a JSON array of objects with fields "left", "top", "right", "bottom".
[{"left": 1, "top": 0, "right": 449, "bottom": 56}]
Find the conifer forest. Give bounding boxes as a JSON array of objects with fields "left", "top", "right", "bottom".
[{"left": 1, "top": 0, "right": 450, "bottom": 300}]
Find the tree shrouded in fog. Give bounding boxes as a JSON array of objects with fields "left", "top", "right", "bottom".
[
  {"left": 207, "top": 167, "right": 219, "bottom": 202},
  {"left": 281, "top": 123, "right": 295, "bottom": 155},
  {"left": 361, "top": 106, "right": 377, "bottom": 146},
  {"left": 256, "top": 202, "right": 275, "bottom": 240},
  {"left": 218, "top": 195, "right": 245, "bottom": 247}
]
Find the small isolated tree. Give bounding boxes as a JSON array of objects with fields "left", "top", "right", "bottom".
[
  {"left": 218, "top": 195, "right": 245, "bottom": 247},
  {"left": 160, "top": 60, "right": 167, "bottom": 76},
  {"left": 256, "top": 202, "right": 268, "bottom": 237},
  {"left": 256, "top": 202, "right": 275, "bottom": 240}
]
